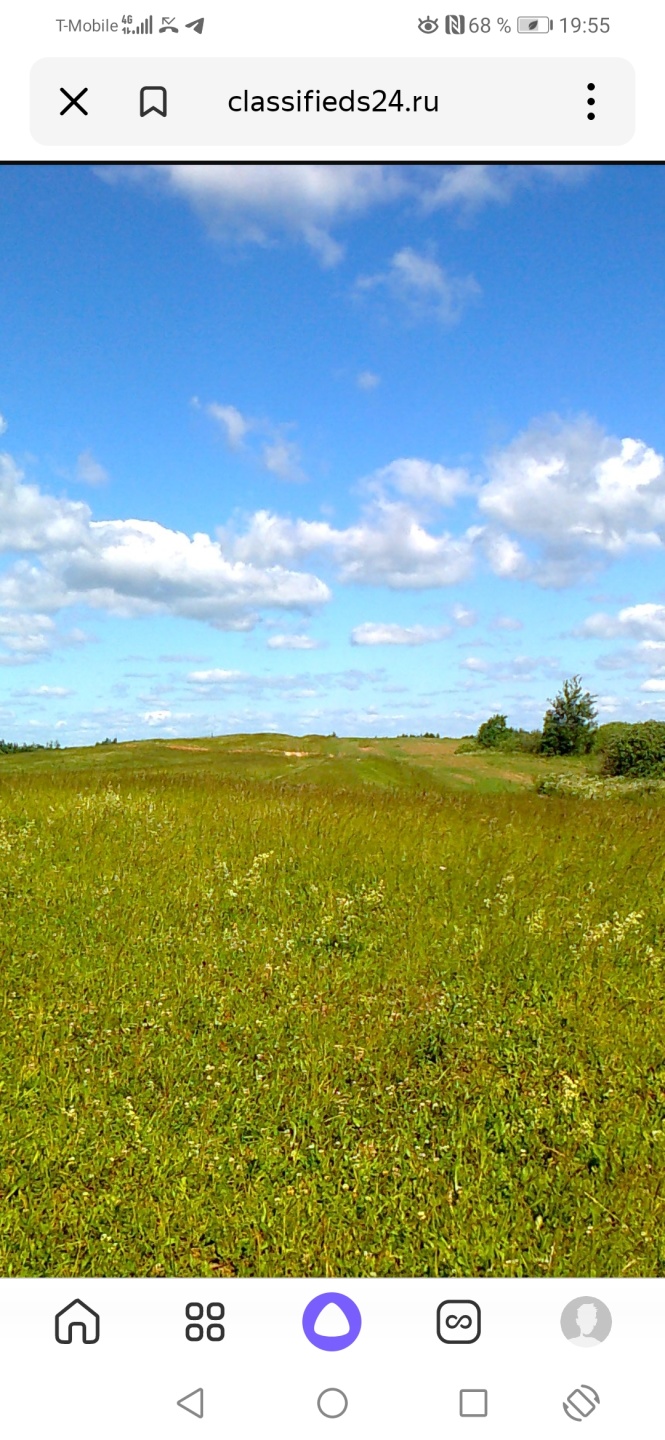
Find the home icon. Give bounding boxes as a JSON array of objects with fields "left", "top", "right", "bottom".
[{"left": 55, "top": 1298, "right": 100, "bottom": 1344}]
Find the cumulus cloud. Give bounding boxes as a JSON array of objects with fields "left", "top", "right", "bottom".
[
  {"left": 229, "top": 504, "right": 478, "bottom": 589},
  {"left": 479, "top": 417, "right": 665, "bottom": 586},
  {"left": 0, "top": 452, "right": 89, "bottom": 554},
  {"left": 351, "top": 622, "right": 451, "bottom": 646},
  {"left": 483, "top": 531, "right": 530, "bottom": 580},
  {"left": 0, "top": 613, "right": 58, "bottom": 664},
  {"left": 117, "top": 164, "right": 407, "bottom": 266},
  {"left": 101, "top": 165, "right": 593, "bottom": 269},
  {"left": 579, "top": 603, "right": 665, "bottom": 688},
  {"left": 356, "top": 248, "right": 481, "bottom": 325},
  {"left": 580, "top": 603, "right": 665, "bottom": 642},
  {"left": 421, "top": 164, "right": 595, "bottom": 216},
  {"left": 0, "top": 453, "right": 330, "bottom": 633},
  {"left": 267, "top": 634, "right": 320, "bottom": 650},
  {"left": 75, "top": 450, "right": 109, "bottom": 487},
  {"left": 365, "top": 457, "right": 470, "bottom": 507}
]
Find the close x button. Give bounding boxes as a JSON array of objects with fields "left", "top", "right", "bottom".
[{"left": 59, "top": 86, "right": 89, "bottom": 115}]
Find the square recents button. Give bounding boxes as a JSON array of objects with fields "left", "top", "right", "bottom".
[{"left": 460, "top": 1390, "right": 488, "bottom": 1418}]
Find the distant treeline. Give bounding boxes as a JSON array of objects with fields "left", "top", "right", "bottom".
[{"left": 0, "top": 739, "right": 61, "bottom": 754}]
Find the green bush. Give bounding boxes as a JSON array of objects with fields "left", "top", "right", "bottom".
[
  {"left": 591, "top": 721, "right": 632, "bottom": 754},
  {"left": 600, "top": 721, "right": 665, "bottom": 777},
  {"left": 476, "top": 716, "right": 542, "bottom": 754},
  {"left": 510, "top": 729, "right": 543, "bottom": 754},
  {"left": 477, "top": 714, "right": 509, "bottom": 748}
]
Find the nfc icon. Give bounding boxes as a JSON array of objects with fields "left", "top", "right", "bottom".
[
  {"left": 437, "top": 1299, "right": 481, "bottom": 1344},
  {"left": 445, "top": 14, "right": 466, "bottom": 32}
]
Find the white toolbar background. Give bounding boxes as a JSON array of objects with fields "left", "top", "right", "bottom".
[
  {"left": 0, "top": 1278, "right": 660, "bottom": 1437},
  {"left": 1, "top": 0, "right": 664, "bottom": 157}
]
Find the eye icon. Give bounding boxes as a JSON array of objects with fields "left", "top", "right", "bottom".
[
  {"left": 418, "top": 15, "right": 439, "bottom": 31},
  {"left": 437, "top": 1299, "right": 481, "bottom": 1344}
]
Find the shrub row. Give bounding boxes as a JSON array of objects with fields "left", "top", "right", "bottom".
[{"left": 598, "top": 721, "right": 665, "bottom": 777}]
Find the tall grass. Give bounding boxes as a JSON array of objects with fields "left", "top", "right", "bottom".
[{"left": 0, "top": 750, "right": 663, "bottom": 1276}]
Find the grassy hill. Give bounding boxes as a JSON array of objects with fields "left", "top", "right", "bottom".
[
  {"left": 0, "top": 733, "right": 663, "bottom": 1277},
  {"left": 0, "top": 730, "right": 558, "bottom": 792}
]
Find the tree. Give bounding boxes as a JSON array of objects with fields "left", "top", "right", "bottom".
[
  {"left": 541, "top": 675, "right": 597, "bottom": 756},
  {"left": 476, "top": 713, "right": 509, "bottom": 749}
]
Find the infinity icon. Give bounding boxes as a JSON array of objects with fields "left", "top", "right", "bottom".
[{"left": 437, "top": 1300, "right": 481, "bottom": 1344}]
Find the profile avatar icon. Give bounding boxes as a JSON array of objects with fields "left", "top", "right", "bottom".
[
  {"left": 560, "top": 1295, "right": 612, "bottom": 1348},
  {"left": 418, "top": 16, "right": 439, "bottom": 32}
]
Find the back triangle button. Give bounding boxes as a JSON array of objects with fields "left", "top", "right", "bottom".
[{"left": 177, "top": 1387, "right": 204, "bottom": 1418}]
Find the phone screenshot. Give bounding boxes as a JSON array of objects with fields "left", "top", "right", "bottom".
[{"left": 0, "top": 1, "right": 663, "bottom": 1436}]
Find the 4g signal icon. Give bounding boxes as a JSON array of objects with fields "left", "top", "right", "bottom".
[{"left": 122, "top": 13, "right": 153, "bottom": 31}]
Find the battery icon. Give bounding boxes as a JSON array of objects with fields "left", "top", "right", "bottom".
[{"left": 517, "top": 15, "right": 552, "bottom": 30}]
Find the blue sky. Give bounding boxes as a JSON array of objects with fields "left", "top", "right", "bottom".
[{"left": 1, "top": 162, "right": 665, "bottom": 743}]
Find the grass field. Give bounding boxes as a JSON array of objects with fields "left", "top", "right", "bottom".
[{"left": 0, "top": 733, "right": 663, "bottom": 1277}]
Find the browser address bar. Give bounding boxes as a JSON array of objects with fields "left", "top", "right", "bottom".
[{"left": 31, "top": 57, "right": 634, "bottom": 146}]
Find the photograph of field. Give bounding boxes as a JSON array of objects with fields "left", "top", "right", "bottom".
[{"left": 0, "top": 164, "right": 664, "bottom": 1276}]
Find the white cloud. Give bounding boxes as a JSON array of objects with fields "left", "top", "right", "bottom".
[
  {"left": 580, "top": 603, "right": 665, "bottom": 642},
  {"left": 18, "top": 684, "right": 73, "bottom": 697},
  {"left": 641, "top": 679, "right": 665, "bottom": 692},
  {"left": 452, "top": 603, "right": 477, "bottom": 627},
  {"left": 479, "top": 417, "right": 665, "bottom": 586},
  {"left": 75, "top": 450, "right": 109, "bottom": 487},
  {"left": 230, "top": 504, "right": 478, "bottom": 589},
  {"left": 461, "top": 656, "right": 488, "bottom": 672},
  {"left": 206, "top": 402, "right": 251, "bottom": 449},
  {"left": 0, "top": 613, "right": 83, "bottom": 666},
  {"left": 142, "top": 709, "right": 173, "bottom": 724},
  {"left": 127, "top": 164, "right": 406, "bottom": 266},
  {"left": 351, "top": 622, "right": 451, "bottom": 646},
  {"left": 0, "top": 454, "right": 330, "bottom": 632},
  {"left": 0, "top": 452, "right": 89, "bottom": 554},
  {"left": 267, "top": 634, "right": 320, "bottom": 650},
  {"left": 188, "top": 669, "right": 245, "bottom": 684},
  {"left": 262, "top": 436, "right": 305, "bottom": 484},
  {"left": 483, "top": 531, "right": 529, "bottom": 579},
  {"left": 366, "top": 457, "right": 470, "bottom": 507},
  {"left": 421, "top": 164, "right": 594, "bottom": 215},
  {"left": 356, "top": 247, "right": 481, "bottom": 325},
  {"left": 357, "top": 371, "right": 381, "bottom": 391},
  {"left": 493, "top": 614, "right": 523, "bottom": 631},
  {"left": 202, "top": 399, "right": 305, "bottom": 481}
]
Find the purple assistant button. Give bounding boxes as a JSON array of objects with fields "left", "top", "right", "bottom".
[{"left": 302, "top": 1292, "right": 362, "bottom": 1351}]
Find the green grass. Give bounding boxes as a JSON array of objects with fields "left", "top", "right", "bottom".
[{"left": 0, "top": 733, "right": 664, "bottom": 1277}]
